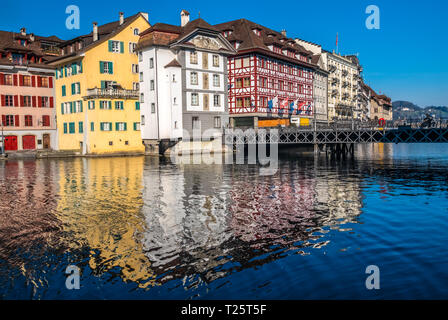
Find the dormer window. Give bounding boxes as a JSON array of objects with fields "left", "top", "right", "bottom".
[
  {"left": 252, "top": 28, "right": 261, "bottom": 36},
  {"left": 233, "top": 41, "right": 241, "bottom": 49},
  {"left": 134, "top": 28, "right": 140, "bottom": 35},
  {"left": 223, "top": 30, "right": 232, "bottom": 37}
]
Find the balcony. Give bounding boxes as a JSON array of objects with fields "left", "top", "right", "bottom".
[{"left": 84, "top": 87, "right": 139, "bottom": 100}]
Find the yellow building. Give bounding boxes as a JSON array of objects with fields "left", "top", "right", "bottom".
[{"left": 48, "top": 12, "right": 150, "bottom": 155}]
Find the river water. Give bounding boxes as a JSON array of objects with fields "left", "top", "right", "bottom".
[{"left": 1, "top": 143, "right": 448, "bottom": 299}]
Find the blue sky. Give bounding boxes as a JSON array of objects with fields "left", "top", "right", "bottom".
[{"left": 1, "top": 0, "right": 447, "bottom": 107}]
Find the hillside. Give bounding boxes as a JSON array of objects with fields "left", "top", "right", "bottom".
[{"left": 392, "top": 101, "right": 448, "bottom": 120}]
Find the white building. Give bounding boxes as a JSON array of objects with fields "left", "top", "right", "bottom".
[{"left": 137, "top": 10, "right": 235, "bottom": 154}]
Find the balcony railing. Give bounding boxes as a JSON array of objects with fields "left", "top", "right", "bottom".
[{"left": 84, "top": 88, "right": 139, "bottom": 100}]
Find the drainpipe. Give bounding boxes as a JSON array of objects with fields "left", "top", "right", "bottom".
[{"left": 154, "top": 48, "right": 160, "bottom": 141}]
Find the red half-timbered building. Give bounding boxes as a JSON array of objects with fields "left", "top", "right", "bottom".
[{"left": 214, "top": 19, "right": 317, "bottom": 127}]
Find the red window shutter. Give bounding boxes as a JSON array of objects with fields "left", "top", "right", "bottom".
[
  {"left": 13, "top": 74, "right": 18, "bottom": 86},
  {"left": 20, "top": 95, "right": 24, "bottom": 107},
  {"left": 19, "top": 74, "right": 24, "bottom": 86},
  {"left": 1, "top": 95, "right": 4, "bottom": 106},
  {"left": 38, "top": 96, "right": 42, "bottom": 107},
  {"left": 37, "top": 76, "right": 42, "bottom": 87},
  {"left": 49, "top": 97, "right": 54, "bottom": 108},
  {"left": 32, "top": 96, "right": 36, "bottom": 107},
  {"left": 1, "top": 115, "right": 5, "bottom": 126},
  {"left": 15, "top": 115, "right": 19, "bottom": 126},
  {"left": 0, "top": 73, "right": 4, "bottom": 85},
  {"left": 31, "top": 76, "right": 36, "bottom": 87},
  {"left": 49, "top": 77, "right": 53, "bottom": 88},
  {"left": 14, "top": 95, "right": 18, "bottom": 107}
]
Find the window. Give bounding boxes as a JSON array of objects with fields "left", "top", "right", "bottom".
[
  {"left": 79, "top": 121, "right": 83, "bottom": 133},
  {"left": 151, "top": 103, "right": 155, "bottom": 113},
  {"left": 42, "top": 97, "right": 50, "bottom": 108},
  {"left": 135, "top": 101, "right": 140, "bottom": 110},
  {"left": 139, "top": 72, "right": 143, "bottom": 82},
  {"left": 134, "top": 28, "right": 139, "bottom": 35},
  {"left": 110, "top": 40, "right": 121, "bottom": 53},
  {"left": 63, "top": 123, "right": 67, "bottom": 133},
  {"left": 90, "top": 122, "right": 94, "bottom": 131},
  {"left": 100, "top": 100, "right": 111, "bottom": 109},
  {"left": 192, "top": 117, "right": 200, "bottom": 130},
  {"left": 214, "top": 116, "right": 221, "bottom": 128},
  {"left": 140, "top": 93, "right": 144, "bottom": 103},
  {"left": 22, "top": 96, "right": 32, "bottom": 107},
  {"left": 190, "top": 72, "right": 198, "bottom": 85},
  {"left": 191, "top": 93, "right": 199, "bottom": 106},
  {"left": 139, "top": 52, "right": 143, "bottom": 62},
  {"left": 69, "top": 122, "right": 75, "bottom": 134},
  {"left": 25, "top": 115, "right": 33, "bottom": 126},
  {"left": 4, "top": 74, "right": 13, "bottom": 85},
  {"left": 243, "top": 77, "right": 250, "bottom": 87},
  {"left": 88, "top": 101, "right": 95, "bottom": 110},
  {"left": 213, "top": 95, "right": 220, "bottom": 107},
  {"left": 115, "top": 122, "right": 127, "bottom": 131},
  {"left": 23, "top": 75, "right": 31, "bottom": 86},
  {"left": 129, "top": 42, "right": 137, "bottom": 53},
  {"left": 172, "top": 74, "right": 176, "bottom": 82},
  {"left": 133, "top": 122, "right": 140, "bottom": 131},
  {"left": 236, "top": 98, "right": 243, "bottom": 107},
  {"left": 42, "top": 115, "right": 50, "bottom": 127},
  {"left": 132, "top": 64, "right": 139, "bottom": 73},
  {"left": 62, "top": 85, "right": 66, "bottom": 96},
  {"left": 115, "top": 101, "right": 124, "bottom": 110},
  {"left": 4, "top": 95, "right": 14, "bottom": 106},
  {"left": 236, "top": 78, "right": 242, "bottom": 88},
  {"left": 213, "top": 55, "right": 219, "bottom": 67},
  {"left": 41, "top": 77, "right": 49, "bottom": 87},
  {"left": 133, "top": 82, "right": 139, "bottom": 91},
  {"left": 149, "top": 58, "right": 154, "bottom": 68},
  {"left": 190, "top": 51, "right": 198, "bottom": 64},
  {"left": 150, "top": 80, "right": 154, "bottom": 90},
  {"left": 213, "top": 74, "right": 220, "bottom": 87},
  {"left": 141, "top": 115, "right": 145, "bottom": 125},
  {"left": 100, "top": 122, "right": 112, "bottom": 131},
  {"left": 71, "top": 82, "right": 81, "bottom": 95},
  {"left": 244, "top": 97, "right": 251, "bottom": 107},
  {"left": 100, "top": 61, "right": 113, "bottom": 74},
  {"left": 173, "top": 97, "right": 177, "bottom": 105}
]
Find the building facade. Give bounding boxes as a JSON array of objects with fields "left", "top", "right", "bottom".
[
  {"left": 0, "top": 28, "right": 61, "bottom": 151},
  {"left": 321, "top": 51, "right": 361, "bottom": 121},
  {"left": 214, "top": 20, "right": 317, "bottom": 128},
  {"left": 137, "top": 11, "right": 235, "bottom": 151},
  {"left": 367, "top": 86, "right": 393, "bottom": 121},
  {"left": 47, "top": 12, "right": 150, "bottom": 155}
]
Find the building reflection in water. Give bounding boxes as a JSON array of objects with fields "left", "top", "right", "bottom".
[
  {"left": 55, "top": 157, "right": 156, "bottom": 289},
  {"left": 141, "top": 156, "right": 364, "bottom": 288}
]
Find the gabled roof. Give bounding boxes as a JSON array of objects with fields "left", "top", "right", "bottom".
[
  {"left": 47, "top": 12, "right": 149, "bottom": 64},
  {"left": 213, "top": 19, "right": 316, "bottom": 68},
  {"left": 164, "top": 58, "right": 182, "bottom": 68},
  {"left": 137, "top": 18, "right": 235, "bottom": 54}
]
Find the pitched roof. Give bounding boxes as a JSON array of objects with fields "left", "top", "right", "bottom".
[
  {"left": 47, "top": 12, "right": 149, "bottom": 64},
  {"left": 137, "top": 18, "right": 233, "bottom": 53},
  {"left": 213, "top": 19, "right": 316, "bottom": 68},
  {"left": 164, "top": 58, "right": 182, "bottom": 68}
]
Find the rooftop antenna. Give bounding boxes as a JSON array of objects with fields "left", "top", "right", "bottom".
[{"left": 198, "top": 11, "right": 201, "bottom": 18}]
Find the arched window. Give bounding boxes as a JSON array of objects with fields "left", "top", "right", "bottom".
[{"left": 134, "top": 28, "right": 139, "bottom": 35}]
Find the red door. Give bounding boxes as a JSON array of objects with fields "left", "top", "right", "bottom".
[
  {"left": 4, "top": 136, "right": 18, "bottom": 151},
  {"left": 22, "top": 135, "right": 36, "bottom": 150}
]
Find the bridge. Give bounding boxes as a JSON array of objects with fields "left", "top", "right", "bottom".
[{"left": 224, "top": 121, "right": 448, "bottom": 156}]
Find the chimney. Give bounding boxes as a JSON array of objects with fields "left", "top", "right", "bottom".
[
  {"left": 181, "top": 10, "right": 190, "bottom": 27},
  {"left": 281, "top": 29, "right": 287, "bottom": 37},
  {"left": 119, "top": 12, "right": 124, "bottom": 25},
  {"left": 20, "top": 27, "right": 26, "bottom": 36},
  {"left": 93, "top": 22, "right": 98, "bottom": 42},
  {"left": 140, "top": 12, "right": 149, "bottom": 21}
]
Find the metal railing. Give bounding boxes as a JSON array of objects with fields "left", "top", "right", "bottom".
[{"left": 84, "top": 88, "right": 139, "bottom": 100}]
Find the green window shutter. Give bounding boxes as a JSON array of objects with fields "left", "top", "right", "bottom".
[
  {"left": 55, "top": 70, "right": 58, "bottom": 80},
  {"left": 109, "top": 62, "right": 113, "bottom": 74},
  {"left": 100, "top": 61, "right": 104, "bottom": 74},
  {"left": 79, "top": 121, "right": 83, "bottom": 133},
  {"left": 108, "top": 101, "right": 112, "bottom": 109},
  {"left": 135, "top": 101, "right": 140, "bottom": 110},
  {"left": 110, "top": 122, "right": 112, "bottom": 130},
  {"left": 108, "top": 40, "right": 113, "bottom": 52},
  {"left": 78, "top": 82, "right": 81, "bottom": 93},
  {"left": 62, "top": 85, "right": 66, "bottom": 96},
  {"left": 69, "top": 122, "right": 75, "bottom": 134},
  {"left": 71, "top": 83, "right": 75, "bottom": 94},
  {"left": 63, "top": 123, "right": 67, "bottom": 133},
  {"left": 79, "top": 101, "right": 83, "bottom": 112},
  {"left": 79, "top": 61, "right": 83, "bottom": 73},
  {"left": 120, "top": 41, "right": 124, "bottom": 53},
  {"left": 70, "top": 102, "right": 74, "bottom": 113},
  {"left": 100, "top": 123, "right": 104, "bottom": 131},
  {"left": 61, "top": 103, "right": 64, "bottom": 115},
  {"left": 115, "top": 122, "right": 119, "bottom": 131},
  {"left": 92, "top": 101, "right": 95, "bottom": 109},
  {"left": 101, "top": 81, "right": 106, "bottom": 89},
  {"left": 90, "top": 122, "right": 94, "bottom": 131},
  {"left": 64, "top": 66, "right": 67, "bottom": 77},
  {"left": 124, "top": 122, "right": 127, "bottom": 131}
]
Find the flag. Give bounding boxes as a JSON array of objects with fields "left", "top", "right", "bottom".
[
  {"left": 306, "top": 103, "right": 313, "bottom": 115},
  {"left": 289, "top": 101, "right": 295, "bottom": 115},
  {"left": 336, "top": 32, "right": 338, "bottom": 47},
  {"left": 268, "top": 96, "right": 278, "bottom": 111},
  {"left": 279, "top": 98, "right": 289, "bottom": 115},
  {"left": 297, "top": 101, "right": 306, "bottom": 114}
]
